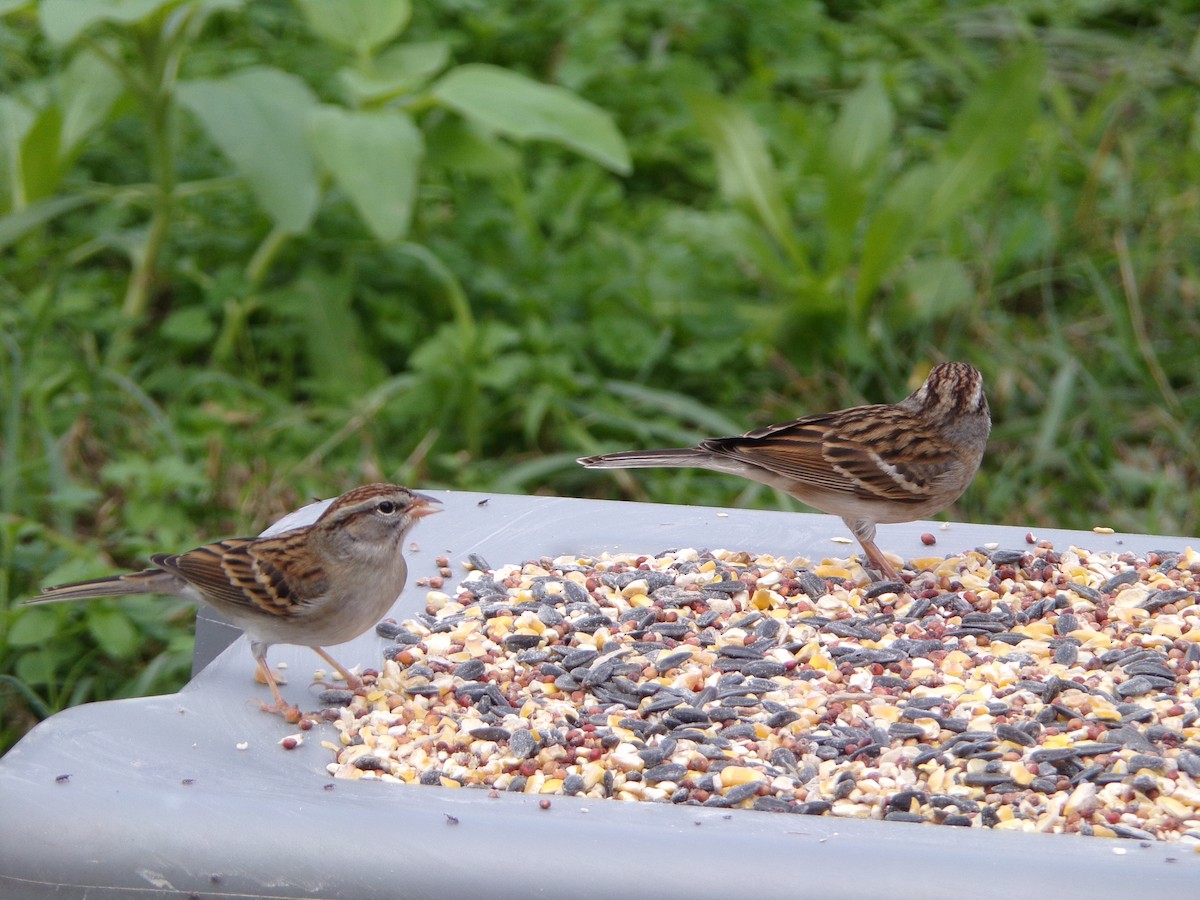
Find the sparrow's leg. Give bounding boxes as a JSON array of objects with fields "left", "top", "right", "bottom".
[
  {"left": 250, "top": 640, "right": 302, "bottom": 723},
  {"left": 312, "top": 646, "right": 364, "bottom": 691},
  {"left": 845, "top": 519, "right": 902, "bottom": 582},
  {"left": 860, "top": 538, "right": 902, "bottom": 582}
]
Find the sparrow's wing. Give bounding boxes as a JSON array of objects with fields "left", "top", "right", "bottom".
[
  {"left": 707, "top": 407, "right": 957, "bottom": 506},
  {"left": 154, "top": 532, "right": 328, "bottom": 619}
]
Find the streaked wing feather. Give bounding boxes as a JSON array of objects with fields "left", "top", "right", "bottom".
[
  {"left": 706, "top": 407, "right": 957, "bottom": 504},
  {"left": 702, "top": 415, "right": 855, "bottom": 495},
  {"left": 822, "top": 419, "right": 959, "bottom": 504},
  {"left": 154, "top": 544, "right": 262, "bottom": 611},
  {"left": 157, "top": 534, "right": 327, "bottom": 619}
]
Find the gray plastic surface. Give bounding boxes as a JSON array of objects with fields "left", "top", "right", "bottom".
[{"left": 2, "top": 490, "right": 1197, "bottom": 898}]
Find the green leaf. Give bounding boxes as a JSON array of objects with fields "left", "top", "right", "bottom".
[
  {"left": 0, "top": 0, "right": 32, "bottom": 15},
  {"left": 0, "top": 194, "right": 94, "bottom": 250},
  {"left": 603, "top": 379, "right": 746, "bottom": 437},
  {"left": 828, "top": 66, "right": 894, "bottom": 178},
  {"left": 15, "top": 648, "right": 68, "bottom": 686},
  {"left": 87, "top": 606, "right": 140, "bottom": 659},
  {"left": 424, "top": 117, "right": 518, "bottom": 177},
  {"left": 824, "top": 67, "right": 893, "bottom": 269},
  {"left": 902, "top": 256, "right": 974, "bottom": 321},
  {"left": 432, "top": 63, "right": 630, "bottom": 175},
  {"left": 295, "top": 0, "right": 410, "bottom": 56},
  {"left": 161, "top": 305, "right": 217, "bottom": 346},
  {"left": 855, "top": 163, "right": 937, "bottom": 306},
  {"left": 18, "top": 105, "right": 63, "bottom": 203},
  {"left": 40, "top": 0, "right": 170, "bottom": 44},
  {"left": 178, "top": 67, "right": 320, "bottom": 232},
  {"left": 0, "top": 96, "right": 34, "bottom": 210},
  {"left": 688, "top": 92, "right": 801, "bottom": 266},
  {"left": 285, "top": 268, "right": 382, "bottom": 399},
  {"left": 927, "top": 48, "right": 1045, "bottom": 229},
  {"left": 9, "top": 608, "right": 61, "bottom": 647},
  {"left": 308, "top": 106, "right": 423, "bottom": 242},
  {"left": 338, "top": 41, "right": 450, "bottom": 104},
  {"left": 59, "top": 48, "right": 125, "bottom": 159},
  {"left": 39, "top": 0, "right": 240, "bottom": 45}
]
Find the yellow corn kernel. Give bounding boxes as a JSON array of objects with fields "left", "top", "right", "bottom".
[{"left": 719, "top": 766, "right": 763, "bottom": 788}]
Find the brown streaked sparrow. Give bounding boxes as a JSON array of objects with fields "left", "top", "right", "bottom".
[
  {"left": 579, "top": 362, "right": 990, "bottom": 581},
  {"left": 26, "top": 483, "right": 441, "bottom": 721}
]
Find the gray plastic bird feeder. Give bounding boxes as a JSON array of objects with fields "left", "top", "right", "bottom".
[{"left": 1, "top": 491, "right": 1197, "bottom": 898}]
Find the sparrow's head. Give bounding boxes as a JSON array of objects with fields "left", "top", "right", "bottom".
[
  {"left": 318, "top": 483, "right": 441, "bottom": 553},
  {"left": 904, "top": 362, "right": 988, "bottom": 423}
]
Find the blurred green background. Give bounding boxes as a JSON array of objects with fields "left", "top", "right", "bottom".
[{"left": 1, "top": 0, "right": 1197, "bottom": 752}]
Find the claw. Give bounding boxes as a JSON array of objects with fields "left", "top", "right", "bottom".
[{"left": 258, "top": 699, "right": 303, "bottom": 723}]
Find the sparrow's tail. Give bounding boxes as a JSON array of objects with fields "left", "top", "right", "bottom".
[
  {"left": 25, "top": 569, "right": 173, "bottom": 605},
  {"left": 578, "top": 448, "right": 710, "bottom": 470}
]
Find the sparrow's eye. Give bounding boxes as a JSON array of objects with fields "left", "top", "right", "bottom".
[{"left": 377, "top": 500, "right": 398, "bottom": 515}]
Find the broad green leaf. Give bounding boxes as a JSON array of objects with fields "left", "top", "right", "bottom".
[
  {"left": 308, "top": 106, "right": 423, "bottom": 242},
  {"left": 178, "top": 67, "right": 320, "bottom": 232},
  {"left": 59, "top": 48, "right": 125, "bottom": 158},
  {"left": 278, "top": 268, "right": 382, "bottom": 400},
  {"left": 829, "top": 66, "right": 894, "bottom": 178},
  {"left": 338, "top": 41, "right": 450, "bottom": 104},
  {"left": 0, "top": 95, "right": 35, "bottom": 210},
  {"left": 927, "top": 48, "right": 1044, "bottom": 228},
  {"left": 824, "top": 67, "right": 893, "bottom": 269},
  {"left": 87, "top": 606, "right": 140, "bottom": 659},
  {"left": 39, "top": 0, "right": 240, "bottom": 44},
  {"left": 16, "top": 647, "right": 69, "bottom": 686},
  {"left": 688, "top": 92, "right": 801, "bottom": 265},
  {"left": 295, "top": 0, "right": 410, "bottom": 56},
  {"left": 855, "top": 163, "right": 937, "bottom": 306},
  {"left": 161, "top": 305, "right": 217, "bottom": 346},
  {"left": 855, "top": 49, "right": 1043, "bottom": 307},
  {"left": 664, "top": 208, "right": 794, "bottom": 288},
  {"left": 0, "top": 0, "right": 31, "bottom": 14},
  {"left": 902, "top": 256, "right": 974, "bottom": 321},
  {"left": 40, "top": 0, "right": 170, "bottom": 43},
  {"left": 7, "top": 607, "right": 59, "bottom": 647},
  {"left": 424, "top": 117, "right": 518, "bottom": 177},
  {"left": 432, "top": 63, "right": 630, "bottom": 175},
  {"left": 18, "top": 105, "right": 63, "bottom": 203}
]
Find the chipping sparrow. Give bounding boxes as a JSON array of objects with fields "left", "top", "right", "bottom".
[
  {"left": 579, "top": 362, "right": 990, "bottom": 581},
  {"left": 27, "top": 483, "right": 440, "bottom": 721}
]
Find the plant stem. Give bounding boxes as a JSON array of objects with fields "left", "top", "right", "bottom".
[
  {"left": 0, "top": 330, "right": 21, "bottom": 606},
  {"left": 397, "top": 242, "right": 481, "bottom": 456},
  {"left": 245, "top": 225, "right": 291, "bottom": 287},
  {"left": 121, "top": 49, "right": 176, "bottom": 321},
  {"left": 398, "top": 242, "right": 475, "bottom": 345}
]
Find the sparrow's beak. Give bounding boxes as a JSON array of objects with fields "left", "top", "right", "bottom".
[{"left": 409, "top": 493, "right": 443, "bottom": 518}]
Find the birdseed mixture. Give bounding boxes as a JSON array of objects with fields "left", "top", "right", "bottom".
[{"left": 323, "top": 540, "right": 1200, "bottom": 844}]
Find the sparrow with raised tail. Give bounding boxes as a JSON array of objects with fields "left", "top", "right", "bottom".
[
  {"left": 579, "top": 362, "right": 990, "bottom": 581},
  {"left": 26, "top": 483, "right": 441, "bottom": 721}
]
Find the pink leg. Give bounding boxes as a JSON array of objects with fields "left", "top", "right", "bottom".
[
  {"left": 312, "top": 647, "right": 364, "bottom": 690},
  {"left": 250, "top": 642, "right": 301, "bottom": 722},
  {"left": 860, "top": 538, "right": 902, "bottom": 582}
]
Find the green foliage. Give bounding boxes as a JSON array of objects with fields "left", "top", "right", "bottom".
[{"left": 2, "top": 0, "right": 1199, "bottom": 754}]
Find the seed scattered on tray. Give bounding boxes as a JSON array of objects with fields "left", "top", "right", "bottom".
[{"left": 327, "top": 543, "right": 1200, "bottom": 843}]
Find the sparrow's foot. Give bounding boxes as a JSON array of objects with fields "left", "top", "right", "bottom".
[{"left": 257, "top": 699, "right": 304, "bottom": 723}]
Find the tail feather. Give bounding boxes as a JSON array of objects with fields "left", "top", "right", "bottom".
[
  {"left": 578, "top": 448, "right": 709, "bottom": 469},
  {"left": 26, "top": 568, "right": 174, "bottom": 605}
]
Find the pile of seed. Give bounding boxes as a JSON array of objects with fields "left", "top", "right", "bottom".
[{"left": 323, "top": 541, "right": 1200, "bottom": 843}]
